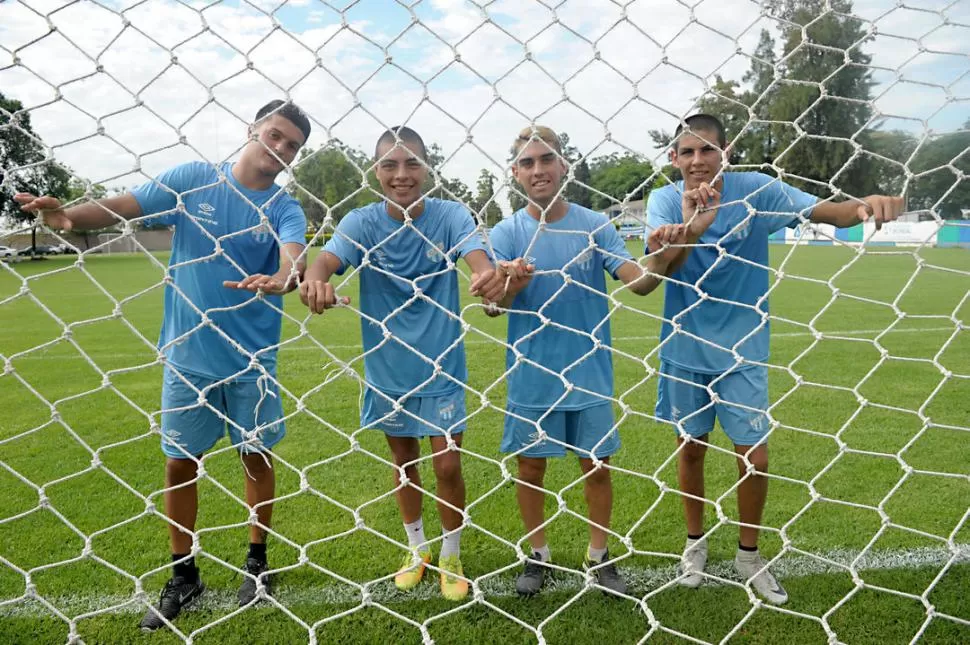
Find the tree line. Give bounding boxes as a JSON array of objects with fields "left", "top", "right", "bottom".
[{"left": 3, "top": 0, "right": 967, "bottom": 242}]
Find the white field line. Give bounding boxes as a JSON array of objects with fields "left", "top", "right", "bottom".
[
  {"left": 1, "top": 544, "right": 967, "bottom": 617},
  {"left": 5, "top": 326, "right": 959, "bottom": 362}
]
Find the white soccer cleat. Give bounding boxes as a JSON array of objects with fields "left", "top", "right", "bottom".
[
  {"left": 734, "top": 550, "right": 788, "bottom": 605},
  {"left": 677, "top": 537, "right": 707, "bottom": 588}
]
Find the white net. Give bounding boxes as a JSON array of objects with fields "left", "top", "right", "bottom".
[{"left": 1, "top": 0, "right": 969, "bottom": 643}]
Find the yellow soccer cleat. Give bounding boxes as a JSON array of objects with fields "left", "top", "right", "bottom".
[
  {"left": 438, "top": 555, "right": 469, "bottom": 601},
  {"left": 394, "top": 550, "right": 432, "bottom": 591}
]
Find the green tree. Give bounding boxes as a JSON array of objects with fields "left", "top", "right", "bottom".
[
  {"left": 291, "top": 142, "right": 375, "bottom": 226},
  {"left": 764, "top": 0, "right": 877, "bottom": 196},
  {"left": 470, "top": 169, "right": 503, "bottom": 227},
  {"left": 906, "top": 120, "right": 970, "bottom": 218},
  {"left": 1, "top": 91, "right": 74, "bottom": 251},
  {"left": 424, "top": 143, "right": 473, "bottom": 206},
  {"left": 558, "top": 133, "right": 592, "bottom": 208},
  {"left": 587, "top": 153, "right": 655, "bottom": 209}
]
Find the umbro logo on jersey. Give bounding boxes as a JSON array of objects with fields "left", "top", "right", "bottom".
[{"left": 193, "top": 202, "right": 218, "bottom": 225}]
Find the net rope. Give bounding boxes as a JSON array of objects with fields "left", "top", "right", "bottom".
[{"left": 0, "top": 0, "right": 968, "bottom": 643}]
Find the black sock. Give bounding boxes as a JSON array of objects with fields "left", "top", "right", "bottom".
[
  {"left": 687, "top": 533, "right": 704, "bottom": 541},
  {"left": 248, "top": 542, "right": 268, "bottom": 564},
  {"left": 738, "top": 543, "right": 758, "bottom": 552},
  {"left": 172, "top": 554, "right": 198, "bottom": 581}
]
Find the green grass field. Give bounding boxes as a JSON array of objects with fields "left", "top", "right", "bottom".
[{"left": 0, "top": 243, "right": 968, "bottom": 644}]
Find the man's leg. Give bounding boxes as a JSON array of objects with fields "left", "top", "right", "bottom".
[
  {"left": 572, "top": 405, "right": 626, "bottom": 596},
  {"left": 141, "top": 369, "right": 220, "bottom": 631},
  {"left": 223, "top": 374, "right": 288, "bottom": 606},
  {"left": 716, "top": 365, "right": 787, "bottom": 605},
  {"left": 678, "top": 435, "right": 709, "bottom": 537},
  {"left": 734, "top": 443, "right": 768, "bottom": 549},
  {"left": 656, "top": 362, "right": 715, "bottom": 589},
  {"left": 429, "top": 430, "right": 468, "bottom": 601},
  {"left": 165, "top": 457, "right": 201, "bottom": 557},
  {"left": 516, "top": 456, "right": 549, "bottom": 551}
]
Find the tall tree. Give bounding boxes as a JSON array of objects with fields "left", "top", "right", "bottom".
[
  {"left": 470, "top": 169, "right": 503, "bottom": 227},
  {"left": 764, "top": 0, "right": 877, "bottom": 197},
  {"left": 741, "top": 29, "right": 781, "bottom": 164},
  {"left": 1, "top": 91, "right": 74, "bottom": 250},
  {"left": 558, "top": 132, "right": 592, "bottom": 208}
]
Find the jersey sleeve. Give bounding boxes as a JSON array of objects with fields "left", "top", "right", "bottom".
[
  {"left": 487, "top": 220, "right": 515, "bottom": 263},
  {"left": 274, "top": 198, "right": 307, "bottom": 246},
  {"left": 322, "top": 208, "right": 365, "bottom": 272},
  {"left": 449, "top": 202, "right": 488, "bottom": 259},
  {"left": 130, "top": 162, "right": 204, "bottom": 228},
  {"left": 594, "top": 218, "right": 634, "bottom": 279},
  {"left": 751, "top": 173, "right": 819, "bottom": 233}
]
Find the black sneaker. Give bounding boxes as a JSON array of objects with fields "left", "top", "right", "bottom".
[
  {"left": 237, "top": 557, "right": 273, "bottom": 606},
  {"left": 515, "top": 554, "right": 547, "bottom": 597},
  {"left": 139, "top": 576, "right": 205, "bottom": 631},
  {"left": 583, "top": 550, "right": 628, "bottom": 596}
]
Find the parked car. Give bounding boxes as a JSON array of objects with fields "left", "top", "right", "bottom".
[
  {"left": 0, "top": 245, "right": 17, "bottom": 259},
  {"left": 17, "top": 245, "right": 61, "bottom": 256}
]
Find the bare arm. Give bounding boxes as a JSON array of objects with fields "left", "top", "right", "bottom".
[
  {"left": 616, "top": 223, "right": 687, "bottom": 296},
  {"left": 463, "top": 248, "right": 506, "bottom": 304},
  {"left": 14, "top": 193, "right": 142, "bottom": 231},
  {"left": 223, "top": 242, "right": 307, "bottom": 295},
  {"left": 300, "top": 250, "right": 349, "bottom": 314},
  {"left": 810, "top": 195, "right": 904, "bottom": 229},
  {"left": 485, "top": 258, "right": 534, "bottom": 316},
  {"left": 651, "top": 182, "right": 721, "bottom": 276}
]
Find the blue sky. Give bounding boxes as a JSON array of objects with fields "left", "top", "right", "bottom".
[{"left": 1, "top": 0, "right": 967, "bottom": 211}]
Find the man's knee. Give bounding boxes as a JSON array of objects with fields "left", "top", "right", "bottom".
[
  {"left": 679, "top": 436, "right": 709, "bottom": 464},
  {"left": 165, "top": 457, "right": 200, "bottom": 485},
  {"left": 517, "top": 457, "right": 547, "bottom": 486}
]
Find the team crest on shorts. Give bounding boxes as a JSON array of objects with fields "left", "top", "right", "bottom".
[{"left": 439, "top": 401, "right": 456, "bottom": 421}]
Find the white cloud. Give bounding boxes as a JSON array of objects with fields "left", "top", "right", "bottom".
[{"left": 1, "top": 0, "right": 967, "bottom": 210}]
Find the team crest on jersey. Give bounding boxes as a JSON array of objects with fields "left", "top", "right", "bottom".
[
  {"left": 251, "top": 222, "right": 272, "bottom": 244},
  {"left": 426, "top": 240, "right": 445, "bottom": 262},
  {"left": 371, "top": 248, "right": 394, "bottom": 270},
  {"left": 722, "top": 217, "right": 752, "bottom": 243},
  {"left": 574, "top": 248, "right": 594, "bottom": 272}
]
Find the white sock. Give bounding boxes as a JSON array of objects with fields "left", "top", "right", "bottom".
[
  {"left": 737, "top": 546, "right": 760, "bottom": 561},
  {"left": 404, "top": 518, "right": 426, "bottom": 551},
  {"left": 440, "top": 527, "right": 462, "bottom": 559},
  {"left": 532, "top": 544, "right": 551, "bottom": 562},
  {"left": 587, "top": 545, "right": 608, "bottom": 563}
]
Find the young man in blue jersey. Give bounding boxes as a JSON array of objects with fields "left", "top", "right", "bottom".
[
  {"left": 648, "top": 113, "right": 903, "bottom": 604},
  {"left": 487, "top": 125, "right": 686, "bottom": 597},
  {"left": 300, "top": 126, "right": 505, "bottom": 602},
  {"left": 16, "top": 100, "right": 312, "bottom": 629}
]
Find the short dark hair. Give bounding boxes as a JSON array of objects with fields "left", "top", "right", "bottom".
[
  {"left": 375, "top": 126, "right": 427, "bottom": 161},
  {"left": 255, "top": 100, "right": 311, "bottom": 143},
  {"left": 673, "top": 113, "right": 727, "bottom": 151}
]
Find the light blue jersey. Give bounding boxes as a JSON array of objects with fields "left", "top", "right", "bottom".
[
  {"left": 647, "top": 171, "right": 817, "bottom": 374},
  {"left": 490, "top": 204, "right": 633, "bottom": 410},
  {"left": 324, "top": 198, "right": 486, "bottom": 397},
  {"left": 131, "top": 161, "right": 306, "bottom": 381}
]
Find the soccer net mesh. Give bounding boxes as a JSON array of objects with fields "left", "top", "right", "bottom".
[{"left": 1, "top": 0, "right": 968, "bottom": 643}]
